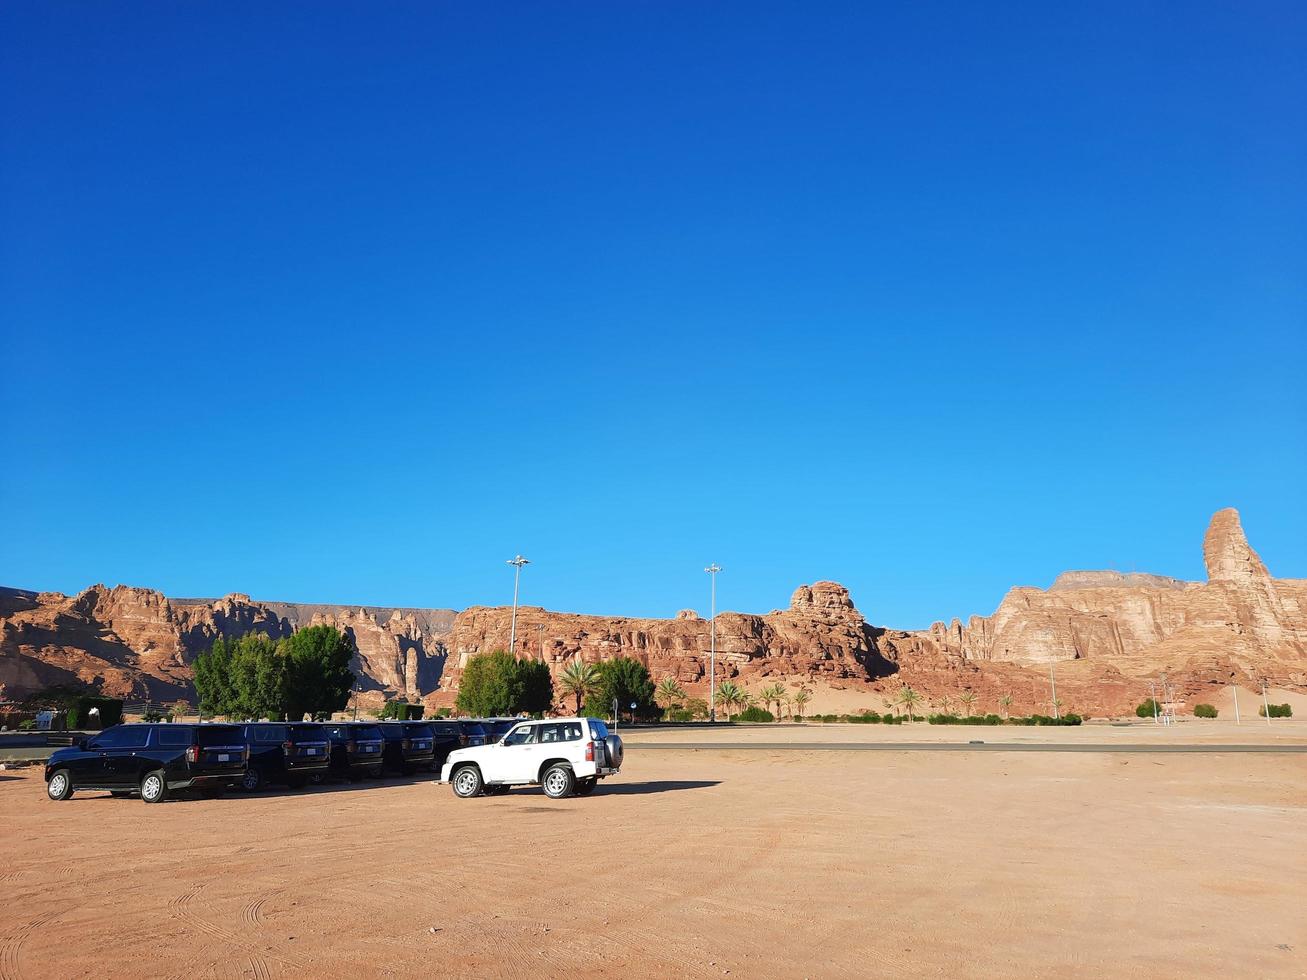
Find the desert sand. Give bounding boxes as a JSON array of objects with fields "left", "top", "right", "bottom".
[{"left": 1, "top": 731, "right": 1305, "bottom": 978}]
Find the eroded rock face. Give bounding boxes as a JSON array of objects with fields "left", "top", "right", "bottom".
[
  {"left": 3, "top": 509, "right": 1303, "bottom": 715},
  {"left": 0, "top": 587, "right": 452, "bottom": 701}
]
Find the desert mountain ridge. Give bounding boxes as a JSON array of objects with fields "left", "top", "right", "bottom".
[{"left": 2, "top": 509, "right": 1304, "bottom": 716}]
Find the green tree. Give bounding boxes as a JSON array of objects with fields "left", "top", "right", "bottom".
[
  {"left": 1136, "top": 698, "right": 1163, "bottom": 718},
  {"left": 895, "top": 686, "right": 921, "bottom": 722},
  {"left": 759, "top": 683, "right": 788, "bottom": 720},
  {"left": 515, "top": 659, "right": 554, "bottom": 716},
  {"left": 456, "top": 651, "right": 522, "bottom": 717},
  {"left": 998, "top": 693, "right": 1014, "bottom": 719},
  {"left": 228, "top": 632, "right": 287, "bottom": 720},
  {"left": 655, "top": 677, "right": 687, "bottom": 714},
  {"left": 586, "top": 657, "right": 656, "bottom": 720},
  {"left": 282, "top": 625, "right": 355, "bottom": 721},
  {"left": 714, "top": 681, "right": 747, "bottom": 719},
  {"left": 792, "top": 688, "right": 812, "bottom": 720},
  {"left": 558, "top": 659, "right": 601, "bottom": 714},
  {"left": 958, "top": 690, "right": 978, "bottom": 718},
  {"left": 193, "top": 637, "right": 238, "bottom": 717}
]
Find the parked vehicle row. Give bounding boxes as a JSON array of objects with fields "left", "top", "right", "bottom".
[{"left": 43, "top": 716, "right": 503, "bottom": 804}]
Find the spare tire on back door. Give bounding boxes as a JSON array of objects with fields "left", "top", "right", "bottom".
[{"left": 605, "top": 734, "right": 623, "bottom": 769}]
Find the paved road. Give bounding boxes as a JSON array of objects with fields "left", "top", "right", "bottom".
[{"left": 627, "top": 741, "right": 1307, "bottom": 754}]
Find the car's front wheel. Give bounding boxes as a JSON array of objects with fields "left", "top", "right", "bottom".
[
  {"left": 46, "top": 769, "right": 74, "bottom": 801},
  {"left": 451, "top": 765, "right": 482, "bottom": 798},
  {"left": 140, "top": 770, "right": 168, "bottom": 804},
  {"left": 542, "top": 764, "right": 574, "bottom": 799}
]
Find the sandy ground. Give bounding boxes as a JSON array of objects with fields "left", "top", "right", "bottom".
[{"left": 1, "top": 737, "right": 1305, "bottom": 979}]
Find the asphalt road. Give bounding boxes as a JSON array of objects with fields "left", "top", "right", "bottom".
[{"left": 627, "top": 742, "right": 1307, "bottom": 754}]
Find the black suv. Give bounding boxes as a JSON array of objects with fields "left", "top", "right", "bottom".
[
  {"left": 45, "top": 723, "right": 246, "bottom": 804},
  {"left": 237, "top": 723, "right": 330, "bottom": 791},
  {"left": 321, "top": 722, "right": 386, "bottom": 780},
  {"left": 376, "top": 721, "right": 436, "bottom": 775},
  {"left": 480, "top": 718, "right": 518, "bottom": 743},
  {"left": 452, "top": 719, "right": 488, "bottom": 747}
]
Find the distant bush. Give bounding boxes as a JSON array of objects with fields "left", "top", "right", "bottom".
[
  {"left": 846, "top": 712, "right": 881, "bottom": 724},
  {"left": 17, "top": 719, "right": 36, "bottom": 731},
  {"left": 665, "top": 708, "right": 695, "bottom": 723},
  {"left": 927, "top": 713, "right": 1004, "bottom": 726},
  {"left": 879, "top": 714, "right": 904, "bottom": 725},
  {"left": 66, "top": 697, "right": 123, "bottom": 730},
  {"left": 378, "top": 700, "right": 425, "bottom": 721},
  {"left": 734, "top": 706, "right": 775, "bottom": 723},
  {"left": 142, "top": 708, "right": 165, "bottom": 723},
  {"left": 1136, "top": 699, "right": 1162, "bottom": 719},
  {"left": 1259, "top": 703, "right": 1293, "bottom": 718},
  {"left": 1193, "top": 703, "right": 1218, "bottom": 719}
]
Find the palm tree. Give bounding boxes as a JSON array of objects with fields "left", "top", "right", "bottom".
[
  {"left": 792, "top": 688, "right": 812, "bottom": 720},
  {"left": 655, "top": 677, "right": 687, "bottom": 716},
  {"left": 715, "top": 681, "right": 747, "bottom": 719},
  {"left": 998, "top": 693, "right": 1014, "bottom": 719},
  {"left": 558, "top": 658, "right": 601, "bottom": 714},
  {"left": 759, "top": 683, "right": 787, "bottom": 719},
  {"left": 896, "top": 686, "right": 921, "bottom": 722},
  {"left": 778, "top": 692, "right": 793, "bottom": 721},
  {"left": 958, "top": 690, "right": 977, "bottom": 718},
  {"left": 939, "top": 694, "right": 954, "bottom": 715}
]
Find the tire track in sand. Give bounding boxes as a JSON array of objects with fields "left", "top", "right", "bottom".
[
  {"left": 167, "top": 882, "right": 300, "bottom": 976},
  {"left": 0, "top": 910, "right": 62, "bottom": 980}
]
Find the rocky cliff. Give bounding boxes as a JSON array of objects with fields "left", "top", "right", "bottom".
[
  {"left": 0, "top": 587, "right": 453, "bottom": 701},
  {"left": 2, "top": 509, "right": 1304, "bottom": 716}
]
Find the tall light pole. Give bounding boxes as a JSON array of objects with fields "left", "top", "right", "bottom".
[
  {"left": 1261, "top": 677, "right": 1272, "bottom": 727},
  {"left": 1049, "top": 663, "right": 1059, "bottom": 720},
  {"left": 705, "top": 563, "right": 721, "bottom": 723},
  {"left": 507, "top": 555, "right": 530, "bottom": 657}
]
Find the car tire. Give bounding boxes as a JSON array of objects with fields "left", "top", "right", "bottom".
[
  {"left": 451, "top": 765, "right": 483, "bottom": 798},
  {"left": 46, "top": 769, "right": 74, "bottom": 801},
  {"left": 605, "top": 735, "right": 624, "bottom": 769},
  {"left": 575, "top": 777, "right": 597, "bottom": 796},
  {"left": 240, "top": 768, "right": 264, "bottom": 793},
  {"left": 542, "top": 764, "right": 574, "bottom": 799},
  {"left": 140, "top": 770, "right": 168, "bottom": 804}
]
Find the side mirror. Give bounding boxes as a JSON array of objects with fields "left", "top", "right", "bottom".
[{"left": 77, "top": 738, "right": 90, "bottom": 750}]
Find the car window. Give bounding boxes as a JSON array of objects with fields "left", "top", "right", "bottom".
[
  {"left": 157, "top": 726, "right": 192, "bottom": 747},
  {"left": 538, "top": 723, "right": 584, "bottom": 743},
  {"left": 93, "top": 726, "right": 151, "bottom": 749},
  {"left": 502, "top": 725, "right": 536, "bottom": 747},
  {"left": 404, "top": 724, "right": 434, "bottom": 737},
  {"left": 461, "top": 723, "right": 486, "bottom": 736},
  {"left": 352, "top": 726, "right": 383, "bottom": 740},
  {"left": 253, "top": 725, "right": 287, "bottom": 743},
  {"left": 290, "top": 725, "right": 323, "bottom": 741},
  {"left": 431, "top": 725, "right": 458, "bottom": 737},
  {"left": 197, "top": 726, "right": 242, "bottom": 746}
]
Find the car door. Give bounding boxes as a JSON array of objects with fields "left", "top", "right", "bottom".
[
  {"left": 491, "top": 723, "right": 538, "bottom": 782},
  {"left": 76, "top": 728, "right": 119, "bottom": 787},
  {"left": 101, "top": 725, "right": 152, "bottom": 787}
]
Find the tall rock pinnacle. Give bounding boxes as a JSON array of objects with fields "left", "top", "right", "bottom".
[{"left": 1203, "top": 508, "right": 1271, "bottom": 584}]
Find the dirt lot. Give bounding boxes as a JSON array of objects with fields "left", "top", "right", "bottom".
[{"left": 2, "top": 738, "right": 1305, "bottom": 979}]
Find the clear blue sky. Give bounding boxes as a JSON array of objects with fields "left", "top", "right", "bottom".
[{"left": 2, "top": 2, "right": 1304, "bottom": 629}]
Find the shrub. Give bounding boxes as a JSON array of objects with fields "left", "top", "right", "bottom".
[
  {"left": 1193, "top": 703, "right": 1218, "bottom": 719},
  {"left": 433, "top": 706, "right": 452, "bottom": 718},
  {"left": 378, "top": 700, "right": 425, "bottom": 720},
  {"left": 1259, "top": 703, "right": 1293, "bottom": 718},
  {"left": 66, "top": 697, "right": 123, "bottom": 730},
  {"left": 665, "top": 708, "right": 694, "bottom": 723},
  {"left": 143, "top": 708, "right": 165, "bottom": 723},
  {"left": 17, "top": 719, "right": 36, "bottom": 731},
  {"left": 1136, "top": 699, "right": 1162, "bottom": 719},
  {"left": 846, "top": 712, "right": 881, "bottom": 724},
  {"left": 734, "top": 706, "right": 775, "bottom": 723}
]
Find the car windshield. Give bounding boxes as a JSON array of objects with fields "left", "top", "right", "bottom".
[
  {"left": 461, "top": 722, "right": 486, "bottom": 737},
  {"left": 290, "top": 725, "right": 324, "bottom": 741},
  {"left": 351, "top": 726, "right": 383, "bottom": 740},
  {"left": 404, "top": 724, "right": 434, "bottom": 737}
]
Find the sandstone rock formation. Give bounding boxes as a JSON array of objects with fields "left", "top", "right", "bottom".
[
  {"left": 1, "top": 586, "right": 453, "bottom": 702},
  {"left": 3, "top": 509, "right": 1303, "bottom": 716}
]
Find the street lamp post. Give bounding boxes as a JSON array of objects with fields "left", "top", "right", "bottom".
[
  {"left": 506, "top": 555, "right": 530, "bottom": 657},
  {"left": 705, "top": 563, "right": 722, "bottom": 723},
  {"left": 1049, "top": 663, "right": 1059, "bottom": 720}
]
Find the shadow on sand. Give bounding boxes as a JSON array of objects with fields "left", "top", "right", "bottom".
[{"left": 591, "top": 779, "right": 720, "bottom": 796}]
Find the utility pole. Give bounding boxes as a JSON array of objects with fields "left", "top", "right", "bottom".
[
  {"left": 705, "top": 563, "right": 722, "bottom": 723},
  {"left": 537, "top": 623, "right": 546, "bottom": 662},
  {"left": 1261, "top": 677, "right": 1272, "bottom": 727},
  {"left": 506, "top": 555, "right": 530, "bottom": 658},
  {"left": 1148, "top": 680, "right": 1160, "bottom": 725},
  {"left": 1049, "top": 663, "right": 1059, "bottom": 719},
  {"left": 1232, "top": 681, "right": 1241, "bottom": 725}
]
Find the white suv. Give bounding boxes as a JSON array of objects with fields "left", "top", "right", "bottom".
[{"left": 439, "top": 716, "right": 623, "bottom": 799}]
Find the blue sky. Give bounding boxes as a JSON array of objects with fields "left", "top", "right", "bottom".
[{"left": 2, "top": 2, "right": 1304, "bottom": 628}]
